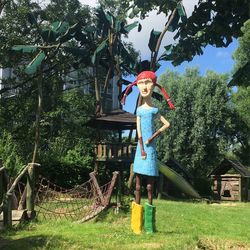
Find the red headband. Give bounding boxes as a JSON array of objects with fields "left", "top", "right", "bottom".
[{"left": 121, "top": 71, "right": 175, "bottom": 110}]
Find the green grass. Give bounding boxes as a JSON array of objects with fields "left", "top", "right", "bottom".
[{"left": 1, "top": 199, "right": 250, "bottom": 250}]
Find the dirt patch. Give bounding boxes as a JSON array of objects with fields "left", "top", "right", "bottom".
[
  {"left": 128, "top": 242, "right": 164, "bottom": 249},
  {"left": 197, "top": 237, "right": 250, "bottom": 250},
  {"left": 210, "top": 202, "right": 239, "bottom": 207}
]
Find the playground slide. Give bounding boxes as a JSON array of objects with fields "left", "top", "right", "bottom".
[{"left": 157, "top": 160, "right": 201, "bottom": 199}]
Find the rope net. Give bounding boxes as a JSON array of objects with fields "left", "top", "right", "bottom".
[{"left": 35, "top": 172, "right": 118, "bottom": 222}]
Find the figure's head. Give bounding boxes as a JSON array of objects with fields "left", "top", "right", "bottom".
[
  {"left": 136, "top": 71, "right": 156, "bottom": 98},
  {"left": 121, "top": 70, "right": 175, "bottom": 110}
]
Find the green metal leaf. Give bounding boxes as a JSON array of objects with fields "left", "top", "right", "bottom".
[
  {"left": 106, "top": 11, "right": 113, "bottom": 25},
  {"left": 164, "top": 44, "right": 173, "bottom": 51},
  {"left": 59, "top": 22, "right": 82, "bottom": 43},
  {"left": 135, "top": 60, "right": 151, "bottom": 73},
  {"left": 177, "top": 2, "right": 186, "bottom": 17},
  {"left": 85, "top": 26, "right": 96, "bottom": 33},
  {"left": 148, "top": 29, "right": 161, "bottom": 52},
  {"left": 124, "top": 21, "right": 138, "bottom": 33},
  {"left": 91, "top": 39, "right": 108, "bottom": 65},
  {"left": 41, "top": 29, "right": 57, "bottom": 43},
  {"left": 64, "top": 47, "right": 87, "bottom": 56},
  {"left": 138, "top": 23, "right": 142, "bottom": 32},
  {"left": 96, "top": 8, "right": 112, "bottom": 28},
  {"left": 168, "top": 11, "right": 180, "bottom": 32},
  {"left": 128, "top": 11, "right": 135, "bottom": 19},
  {"left": 115, "top": 20, "right": 122, "bottom": 32},
  {"left": 51, "top": 21, "right": 69, "bottom": 34},
  {"left": 27, "top": 12, "right": 37, "bottom": 25},
  {"left": 133, "top": 7, "right": 140, "bottom": 15},
  {"left": 12, "top": 45, "right": 37, "bottom": 53},
  {"left": 25, "top": 51, "right": 46, "bottom": 75}
]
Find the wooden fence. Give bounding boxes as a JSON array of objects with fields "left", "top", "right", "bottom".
[{"left": 95, "top": 142, "right": 136, "bottom": 162}]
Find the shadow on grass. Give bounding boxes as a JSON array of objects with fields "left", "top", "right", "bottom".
[
  {"left": 0, "top": 234, "right": 67, "bottom": 250},
  {"left": 93, "top": 204, "right": 130, "bottom": 223}
]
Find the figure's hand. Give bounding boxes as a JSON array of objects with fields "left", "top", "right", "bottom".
[
  {"left": 141, "top": 150, "right": 147, "bottom": 160},
  {"left": 145, "top": 140, "right": 150, "bottom": 146}
]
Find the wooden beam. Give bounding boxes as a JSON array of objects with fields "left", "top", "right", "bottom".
[{"left": 89, "top": 172, "right": 105, "bottom": 206}]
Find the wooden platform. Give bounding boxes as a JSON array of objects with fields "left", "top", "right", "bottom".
[{"left": 0, "top": 209, "right": 27, "bottom": 227}]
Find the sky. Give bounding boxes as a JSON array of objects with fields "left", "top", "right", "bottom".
[{"left": 79, "top": 0, "right": 238, "bottom": 113}]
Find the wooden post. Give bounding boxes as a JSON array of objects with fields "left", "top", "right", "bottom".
[
  {"left": 116, "top": 171, "right": 122, "bottom": 211},
  {"left": 26, "top": 163, "right": 37, "bottom": 219},
  {"left": 3, "top": 193, "right": 12, "bottom": 228},
  {"left": 0, "top": 166, "right": 5, "bottom": 205},
  {"left": 157, "top": 173, "right": 164, "bottom": 199},
  {"left": 105, "top": 171, "right": 119, "bottom": 206},
  {"left": 239, "top": 177, "right": 242, "bottom": 202},
  {"left": 89, "top": 172, "right": 105, "bottom": 206},
  {"left": 127, "top": 163, "right": 134, "bottom": 190},
  {"left": 246, "top": 178, "right": 249, "bottom": 201}
]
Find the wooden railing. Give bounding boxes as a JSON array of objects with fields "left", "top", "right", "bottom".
[
  {"left": 95, "top": 142, "right": 137, "bottom": 162},
  {"left": 0, "top": 163, "right": 40, "bottom": 228}
]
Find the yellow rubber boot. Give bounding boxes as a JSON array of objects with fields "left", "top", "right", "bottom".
[{"left": 131, "top": 201, "right": 143, "bottom": 234}]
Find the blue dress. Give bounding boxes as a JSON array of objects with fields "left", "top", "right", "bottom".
[{"left": 133, "top": 106, "right": 159, "bottom": 176}]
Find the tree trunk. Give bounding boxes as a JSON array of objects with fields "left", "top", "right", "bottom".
[
  {"left": 150, "top": 8, "right": 177, "bottom": 71},
  {"left": 31, "top": 72, "right": 43, "bottom": 163},
  {"left": 94, "top": 66, "right": 102, "bottom": 116}
]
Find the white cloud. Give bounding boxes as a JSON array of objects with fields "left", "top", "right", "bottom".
[
  {"left": 126, "top": 0, "right": 199, "bottom": 60},
  {"left": 79, "top": 0, "right": 98, "bottom": 7},
  {"left": 78, "top": 0, "right": 199, "bottom": 61}
]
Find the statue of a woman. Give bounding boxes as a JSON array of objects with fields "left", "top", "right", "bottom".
[{"left": 121, "top": 71, "right": 174, "bottom": 234}]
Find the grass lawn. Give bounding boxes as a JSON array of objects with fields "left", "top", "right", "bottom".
[{"left": 0, "top": 199, "right": 250, "bottom": 250}]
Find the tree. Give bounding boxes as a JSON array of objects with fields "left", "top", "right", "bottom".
[
  {"left": 0, "top": 0, "right": 97, "bottom": 183},
  {"left": 231, "top": 87, "right": 250, "bottom": 165},
  {"left": 230, "top": 20, "right": 250, "bottom": 164},
  {"left": 230, "top": 20, "right": 250, "bottom": 87},
  {"left": 167, "top": 0, "right": 250, "bottom": 65},
  {"left": 156, "top": 69, "right": 232, "bottom": 179}
]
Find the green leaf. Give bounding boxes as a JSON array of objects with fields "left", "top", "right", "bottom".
[
  {"left": 12, "top": 45, "right": 37, "bottom": 53},
  {"left": 124, "top": 21, "right": 138, "bottom": 33},
  {"left": 148, "top": 29, "right": 161, "bottom": 52},
  {"left": 25, "top": 51, "right": 46, "bottom": 75}
]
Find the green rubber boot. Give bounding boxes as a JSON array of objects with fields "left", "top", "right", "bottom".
[{"left": 144, "top": 203, "right": 156, "bottom": 233}]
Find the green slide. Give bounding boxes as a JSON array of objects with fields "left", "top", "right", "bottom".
[{"left": 157, "top": 160, "right": 201, "bottom": 199}]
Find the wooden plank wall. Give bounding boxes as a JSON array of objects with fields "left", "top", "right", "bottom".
[{"left": 211, "top": 174, "right": 241, "bottom": 201}]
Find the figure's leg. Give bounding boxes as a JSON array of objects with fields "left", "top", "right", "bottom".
[
  {"left": 144, "top": 176, "right": 156, "bottom": 233},
  {"left": 135, "top": 174, "right": 141, "bottom": 204},
  {"left": 146, "top": 176, "right": 154, "bottom": 205},
  {"left": 131, "top": 174, "right": 143, "bottom": 234}
]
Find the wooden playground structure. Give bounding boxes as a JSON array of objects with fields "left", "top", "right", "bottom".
[{"left": 0, "top": 161, "right": 120, "bottom": 229}]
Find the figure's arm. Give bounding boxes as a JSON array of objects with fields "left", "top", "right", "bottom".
[
  {"left": 137, "top": 116, "right": 147, "bottom": 160},
  {"left": 145, "top": 115, "right": 170, "bottom": 145}
]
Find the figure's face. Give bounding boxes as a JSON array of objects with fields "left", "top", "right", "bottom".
[{"left": 137, "top": 78, "right": 154, "bottom": 98}]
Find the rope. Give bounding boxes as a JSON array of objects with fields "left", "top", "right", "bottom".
[{"left": 35, "top": 173, "right": 118, "bottom": 222}]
